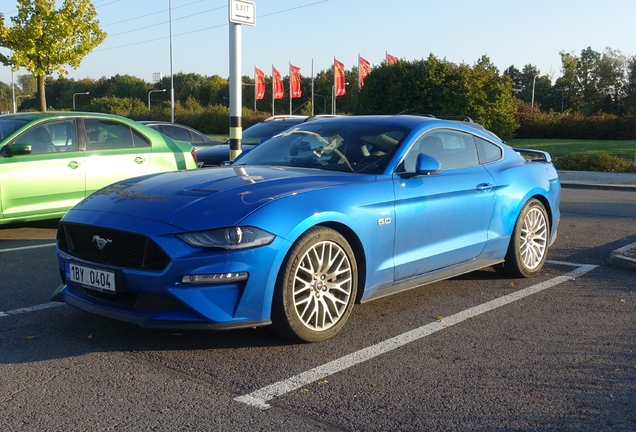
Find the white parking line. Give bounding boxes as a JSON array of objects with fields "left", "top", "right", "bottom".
[
  {"left": 234, "top": 261, "right": 598, "bottom": 409},
  {"left": 0, "top": 243, "right": 56, "bottom": 253},
  {"left": 0, "top": 301, "right": 64, "bottom": 317}
]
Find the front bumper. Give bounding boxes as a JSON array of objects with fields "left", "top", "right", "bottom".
[{"left": 51, "top": 284, "right": 271, "bottom": 330}]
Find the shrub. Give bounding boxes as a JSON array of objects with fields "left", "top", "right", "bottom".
[
  {"left": 516, "top": 107, "right": 636, "bottom": 140},
  {"left": 553, "top": 152, "right": 636, "bottom": 172},
  {"left": 87, "top": 96, "right": 147, "bottom": 117}
]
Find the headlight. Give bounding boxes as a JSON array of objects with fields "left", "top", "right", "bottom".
[{"left": 177, "top": 226, "right": 275, "bottom": 250}]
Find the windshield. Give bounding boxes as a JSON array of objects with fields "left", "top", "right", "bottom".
[
  {"left": 233, "top": 121, "right": 409, "bottom": 174},
  {"left": 241, "top": 120, "right": 304, "bottom": 144},
  {"left": 0, "top": 118, "right": 29, "bottom": 141}
]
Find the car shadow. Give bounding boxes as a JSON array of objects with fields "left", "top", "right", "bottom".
[{"left": 2, "top": 230, "right": 635, "bottom": 366}]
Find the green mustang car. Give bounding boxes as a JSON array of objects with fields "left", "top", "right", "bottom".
[{"left": 0, "top": 112, "right": 198, "bottom": 225}]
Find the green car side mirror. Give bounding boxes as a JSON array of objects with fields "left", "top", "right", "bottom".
[{"left": 3, "top": 143, "right": 32, "bottom": 157}]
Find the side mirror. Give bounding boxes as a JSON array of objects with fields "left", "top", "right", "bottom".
[
  {"left": 415, "top": 153, "right": 442, "bottom": 175},
  {"left": 3, "top": 143, "right": 32, "bottom": 157},
  {"left": 401, "top": 153, "right": 441, "bottom": 178}
]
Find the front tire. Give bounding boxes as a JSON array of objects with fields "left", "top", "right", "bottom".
[
  {"left": 497, "top": 198, "right": 550, "bottom": 278},
  {"left": 271, "top": 227, "right": 357, "bottom": 343}
]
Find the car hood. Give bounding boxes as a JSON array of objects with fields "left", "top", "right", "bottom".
[
  {"left": 73, "top": 166, "right": 367, "bottom": 231},
  {"left": 196, "top": 143, "right": 257, "bottom": 159}
]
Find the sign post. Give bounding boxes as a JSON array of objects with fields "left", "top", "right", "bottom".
[{"left": 228, "top": 0, "right": 255, "bottom": 162}]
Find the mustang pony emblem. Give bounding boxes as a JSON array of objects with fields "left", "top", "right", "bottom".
[{"left": 92, "top": 235, "right": 113, "bottom": 250}]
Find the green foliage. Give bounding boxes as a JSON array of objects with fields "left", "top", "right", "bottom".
[
  {"left": 86, "top": 96, "right": 147, "bottom": 117},
  {"left": 516, "top": 107, "right": 636, "bottom": 140},
  {"left": 299, "top": 101, "right": 314, "bottom": 116},
  {"left": 17, "top": 74, "right": 36, "bottom": 95},
  {"left": 182, "top": 96, "right": 206, "bottom": 113},
  {"left": 553, "top": 152, "right": 636, "bottom": 172},
  {"left": 0, "top": 80, "right": 13, "bottom": 110},
  {"left": 355, "top": 54, "right": 518, "bottom": 139},
  {"left": 157, "top": 73, "right": 229, "bottom": 107},
  {"left": 0, "top": 0, "right": 106, "bottom": 110}
]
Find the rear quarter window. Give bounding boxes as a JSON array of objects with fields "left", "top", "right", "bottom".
[{"left": 474, "top": 136, "right": 502, "bottom": 164}]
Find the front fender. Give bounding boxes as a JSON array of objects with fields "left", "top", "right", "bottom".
[{"left": 242, "top": 180, "right": 397, "bottom": 296}]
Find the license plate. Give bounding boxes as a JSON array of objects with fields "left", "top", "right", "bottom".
[{"left": 66, "top": 262, "right": 116, "bottom": 292}]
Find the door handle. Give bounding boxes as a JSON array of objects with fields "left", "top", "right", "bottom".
[
  {"left": 476, "top": 183, "right": 493, "bottom": 192},
  {"left": 67, "top": 161, "right": 81, "bottom": 169},
  {"left": 134, "top": 157, "right": 145, "bottom": 164}
]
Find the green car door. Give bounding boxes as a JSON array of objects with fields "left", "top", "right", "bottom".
[
  {"left": 82, "top": 118, "right": 152, "bottom": 195},
  {"left": 0, "top": 112, "right": 197, "bottom": 225},
  {"left": 0, "top": 119, "right": 85, "bottom": 222}
]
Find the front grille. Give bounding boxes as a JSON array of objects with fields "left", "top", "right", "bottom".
[
  {"left": 84, "top": 288, "right": 138, "bottom": 307},
  {"left": 82, "top": 288, "right": 188, "bottom": 311},
  {"left": 58, "top": 223, "right": 170, "bottom": 271}
]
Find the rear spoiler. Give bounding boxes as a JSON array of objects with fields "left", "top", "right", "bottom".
[{"left": 513, "top": 148, "right": 552, "bottom": 163}]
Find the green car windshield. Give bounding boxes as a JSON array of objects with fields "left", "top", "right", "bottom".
[
  {"left": 0, "top": 118, "right": 30, "bottom": 141},
  {"left": 234, "top": 122, "right": 409, "bottom": 174}
]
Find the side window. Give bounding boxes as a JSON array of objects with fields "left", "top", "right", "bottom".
[
  {"left": 189, "top": 130, "right": 205, "bottom": 144},
  {"left": 48, "top": 121, "right": 77, "bottom": 152},
  {"left": 474, "top": 136, "right": 502, "bottom": 164},
  {"left": 132, "top": 129, "right": 150, "bottom": 147},
  {"left": 13, "top": 120, "right": 76, "bottom": 154},
  {"left": 85, "top": 119, "right": 134, "bottom": 150},
  {"left": 162, "top": 125, "right": 190, "bottom": 142},
  {"left": 402, "top": 129, "right": 479, "bottom": 171}
]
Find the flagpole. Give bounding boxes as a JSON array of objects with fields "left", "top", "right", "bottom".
[
  {"left": 357, "top": 54, "right": 359, "bottom": 90},
  {"left": 311, "top": 59, "right": 314, "bottom": 116},
  {"left": 332, "top": 57, "right": 335, "bottom": 115},
  {"left": 289, "top": 62, "right": 292, "bottom": 115},
  {"left": 254, "top": 66, "right": 256, "bottom": 111},
  {"left": 271, "top": 65, "right": 274, "bottom": 116}
]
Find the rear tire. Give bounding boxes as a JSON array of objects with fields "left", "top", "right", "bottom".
[
  {"left": 496, "top": 198, "right": 549, "bottom": 278},
  {"left": 271, "top": 227, "right": 357, "bottom": 343}
]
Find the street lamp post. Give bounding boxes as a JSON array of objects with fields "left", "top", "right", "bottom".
[
  {"left": 555, "top": 88, "right": 565, "bottom": 113},
  {"left": 314, "top": 94, "right": 326, "bottom": 114},
  {"left": 73, "top": 92, "right": 90, "bottom": 110},
  {"left": 531, "top": 75, "right": 538, "bottom": 109},
  {"left": 242, "top": 82, "right": 256, "bottom": 111},
  {"left": 16, "top": 94, "right": 31, "bottom": 111},
  {"left": 148, "top": 89, "right": 167, "bottom": 111}
]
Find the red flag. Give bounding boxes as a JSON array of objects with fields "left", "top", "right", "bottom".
[
  {"left": 290, "top": 64, "right": 302, "bottom": 98},
  {"left": 255, "top": 67, "right": 265, "bottom": 100},
  {"left": 358, "top": 56, "right": 370, "bottom": 88},
  {"left": 272, "top": 66, "right": 284, "bottom": 100},
  {"left": 334, "top": 58, "right": 346, "bottom": 97},
  {"left": 386, "top": 53, "right": 398, "bottom": 64}
]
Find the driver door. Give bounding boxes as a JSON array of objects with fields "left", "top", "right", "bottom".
[{"left": 392, "top": 130, "right": 497, "bottom": 280}]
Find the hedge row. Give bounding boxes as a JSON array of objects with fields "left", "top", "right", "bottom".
[
  {"left": 553, "top": 152, "right": 636, "bottom": 173},
  {"left": 87, "top": 95, "right": 636, "bottom": 142},
  {"left": 86, "top": 96, "right": 270, "bottom": 134},
  {"left": 515, "top": 110, "right": 636, "bottom": 140}
]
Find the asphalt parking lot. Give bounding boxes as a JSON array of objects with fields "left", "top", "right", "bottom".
[{"left": 1, "top": 173, "right": 635, "bottom": 431}]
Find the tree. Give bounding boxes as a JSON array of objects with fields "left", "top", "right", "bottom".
[
  {"left": 356, "top": 54, "right": 518, "bottom": 138},
  {"left": 0, "top": 80, "right": 13, "bottom": 110},
  {"left": 17, "top": 73, "right": 36, "bottom": 95},
  {"left": 624, "top": 55, "right": 636, "bottom": 114},
  {"left": 0, "top": 0, "right": 106, "bottom": 111},
  {"left": 504, "top": 64, "right": 550, "bottom": 108}
]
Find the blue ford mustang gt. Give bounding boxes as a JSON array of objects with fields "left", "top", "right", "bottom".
[{"left": 52, "top": 115, "right": 561, "bottom": 342}]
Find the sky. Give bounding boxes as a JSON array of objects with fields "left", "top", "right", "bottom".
[{"left": 1, "top": 0, "right": 635, "bottom": 87}]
